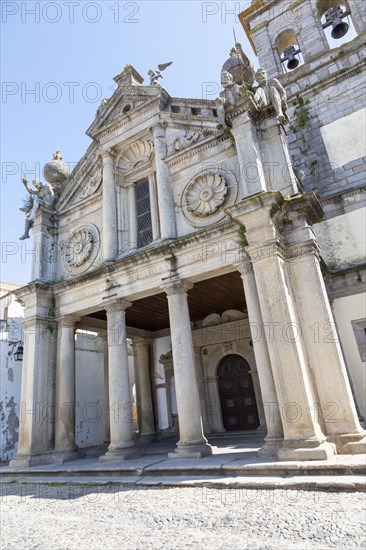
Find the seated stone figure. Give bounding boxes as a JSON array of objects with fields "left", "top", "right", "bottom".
[
  {"left": 216, "top": 71, "right": 246, "bottom": 128},
  {"left": 19, "top": 178, "right": 54, "bottom": 240},
  {"left": 254, "top": 68, "right": 289, "bottom": 124}
]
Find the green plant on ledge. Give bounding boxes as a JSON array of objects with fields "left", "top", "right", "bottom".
[
  {"left": 294, "top": 96, "right": 311, "bottom": 128},
  {"left": 165, "top": 254, "right": 178, "bottom": 270},
  {"left": 237, "top": 226, "right": 248, "bottom": 250}
]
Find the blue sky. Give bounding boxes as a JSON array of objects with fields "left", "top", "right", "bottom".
[
  {"left": 1, "top": 0, "right": 258, "bottom": 285},
  {"left": 1, "top": 1, "right": 354, "bottom": 285}
]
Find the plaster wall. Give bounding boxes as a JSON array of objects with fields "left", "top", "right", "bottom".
[
  {"left": 320, "top": 108, "right": 366, "bottom": 168},
  {"left": 314, "top": 206, "right": 366, "bottom": 269},
  {"left": 333, "top": 293, "right": 366, "bottom": 418}
]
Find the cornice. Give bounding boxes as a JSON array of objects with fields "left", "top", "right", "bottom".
[{"left": 167, "top": 133, "right": 233, "bottom": 167}]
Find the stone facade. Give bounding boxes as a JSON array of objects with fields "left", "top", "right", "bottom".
[{"left": 10, "top": 1, "right": 366, "bottom": 466}]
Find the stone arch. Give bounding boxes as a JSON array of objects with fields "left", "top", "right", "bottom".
[
  {"left": 275, "top": 28, "right": 303, "bottom": 72},
  {"left": 317, "top": 1, "right": 357, "bottom": 43},
  {"left": 201, "top": 340, "right": 265, "bottom": 433}
]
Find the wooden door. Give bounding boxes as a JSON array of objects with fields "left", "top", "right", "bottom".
[{"left": 218, "top": 355, "right": 259, "bottom": 431}]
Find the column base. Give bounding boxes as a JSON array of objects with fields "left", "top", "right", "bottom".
[
  {"left": 257, "top": 437, "right": 283, "bottom": 457},
  {"left": 99, "top": 444, "right": 140, "bottom": 462},
  {"left": 52, "top": 447, "right": 86, "bottom": 464},
  {"left": 328, "top": 431, "right": 366, "bottom": 455},
  {"left": 9, "top": 453, "right": 56, "bottom": 468},
  {"left": 168, "top": 438, "right": 212, "bottom": 459},
  {"left": 137, "top": 432, "right": 157, "bottom": 443},
  {"left": 277, "top": 439, "right": 336, "bottom": 461}
]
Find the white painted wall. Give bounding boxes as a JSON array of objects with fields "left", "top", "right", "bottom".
[
  {"left": 153, "top": 335, "right": 171, "bottom": 429},
  {"left": 75, "top": 332, "right": 105, "bottom": 448},
  {"left": 314, "top": 207, "right": 366, "bottom": 269},
  {"left": 321, "top": 108, "right": 366, "bottom": 167},
  {"left": 333, "top": 293, "right": 366, "bottom": 419}
]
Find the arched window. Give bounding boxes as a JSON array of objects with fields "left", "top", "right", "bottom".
[
  {"left": 275, "top": 29, "right": 304, "bottom": 73},
  {"left": 318, "top": 1, "right": 357, "bottom": 47}
]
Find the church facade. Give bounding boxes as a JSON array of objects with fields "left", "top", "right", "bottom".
[{"left": 10, "top": 0, "right": 366, "bottom": 467}]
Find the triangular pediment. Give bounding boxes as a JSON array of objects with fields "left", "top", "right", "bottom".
[
  {"left": 56, "top": 142, "right": 103, "bottom": 212},
  {"left": 86, "top": 65, "right": 168, "bottom": 138}
]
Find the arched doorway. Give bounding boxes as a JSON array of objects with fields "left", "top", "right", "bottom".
[{"left": 218, "top": 355, "right": 259, "bottom": 431}]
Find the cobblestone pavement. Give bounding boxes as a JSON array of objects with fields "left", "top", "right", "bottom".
[{"left": 1, "top": 483, "right": 365, "bottom": 549}]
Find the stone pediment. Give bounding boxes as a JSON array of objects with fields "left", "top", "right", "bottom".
[{"left": 56, "top": 143, "right": 103, "bottom": 212}]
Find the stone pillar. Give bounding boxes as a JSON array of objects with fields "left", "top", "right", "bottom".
[
  {"left": 285, "top": 196, "right": 366, "bottom": 454},
  {"left": 227, "top": 193, "right": 335, "bottom": 461},
  {"left": 9, "top": 316, "right": 56, "bottom": 467},
  {"left": 152, "top": 124, "right": 176, "bottom": 241},
  {"left": 237, "top": 260, "right": 283, "bottom": 456},
  {"left": 128, "top": 184, "right": 138, "bottom": 250},
  {"left": 230, "top": 110, "right": 267, "bottom": 197},
  {"left": 133, "top": 339, "right": 156, "bottom": 439},
  {"left": 54, "top": 315, "right": 81, "bottom": 460},
  {"left": 162, "top": 276, "right": 212, "bottom": 458},
  {"left": 102, "top": 149, "right": 117, "bottom": 263},
  {"left": 148, "top": 173, "right": 160, "bottom": 240},
  {"left": 194, "top": 347, "right": 211, "bottom": 434},
  {"left": 100, "top": 299, "right": 139, "bottom": 461},
  {"left": 99, "top": 330, "right": 110, "bottom": 444}
]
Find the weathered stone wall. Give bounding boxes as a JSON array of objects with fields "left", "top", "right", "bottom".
[{"left": 0, "top": 295, "right": 23, "bottom": 462}]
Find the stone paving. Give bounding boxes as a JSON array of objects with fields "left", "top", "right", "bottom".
[{"left": 1, "top": 483, "right": 365, "bottom": 549}]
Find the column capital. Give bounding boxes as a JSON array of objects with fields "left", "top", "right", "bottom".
[
  {"left": 101, "top": 148, "right": 117, "bottom": 161},
  {"left": 104, "top": 298, "right": 132, "bottom": 314},
  {"left": 161, "top": 276, "right": 193, "bottom": 297},
  {"left": 57, "top": 315, "right": 81, "bottom": 327},
  {"left": 235, "top": 259, "right": 253, "bottom": 277},
  {"left": 150, "top": 121, "right": 168, "bottom": 136}
]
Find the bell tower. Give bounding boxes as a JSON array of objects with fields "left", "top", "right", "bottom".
[{"left": 239, "top": 0, "right": 366, "bottom": 79}]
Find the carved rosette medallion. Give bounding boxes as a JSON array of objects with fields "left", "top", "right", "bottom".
[
  {"left": 64, "top": 229, "right": 94, "bottom": 267},
  {"left": 184, "top": 173, "right": 228, "bottom": 217}
]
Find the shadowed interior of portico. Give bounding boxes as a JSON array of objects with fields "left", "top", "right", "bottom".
[{"left": 87, "top": 271, "right": 246, "bottom": 331}]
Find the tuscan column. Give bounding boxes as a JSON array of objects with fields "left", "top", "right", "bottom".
[
  {"left": 237, "top": 260, "right": 283, "bottom": 456},
  {"left": 152, "top": 123, "right": 176, "bottom": 241},
  {"left": 162, "top": 276, "right": 212, "bottom": 458},
  {"left": 100, "top": 299, "right": 139, "bottom": 461},
  {"left": 102, "top": 148, "right": 118, "bottom": 263},
  {"left": 54, "top": 315, "right": 81, "bottom": 459},
  {"left": 10, "top": 315, "right": 56, "bottom": 468},
  {"left": 227, "top": 192, "right": 335, "bottom": 461},
  {"left": 285, "top": 195, "right": 366, "bottom": 454},
  {"left": 99, "top": 329, "right": 110, "bottom": 444},
  {"left": 133, "top": 339, "right": 156, "bottom": 439}
]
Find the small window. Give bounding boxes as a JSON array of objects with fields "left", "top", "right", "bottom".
[
  {"left": 123, "top": 104, "right": 132, "bottom": 114},
  {"left": 171, "top": 106, "right": 180, "bottom": 113},
  {"left": 212, "top": 109, "right": 218, "bottom": 117},
  {"left": 351, "top": 319, "right": 366, "bottom": 362},
  {"left": 135, "top": 180, "right": 153, "bottom": 249},
  {"left": 191, "top": 107, "right": 202, "bottom": 116}
]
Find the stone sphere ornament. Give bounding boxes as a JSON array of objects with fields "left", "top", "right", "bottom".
[
  {"left": 43, "top": 151, "right": 70, "bottom": 190},
  {"left": 184, "top": 173, "right": 228, "bottom": 217}
]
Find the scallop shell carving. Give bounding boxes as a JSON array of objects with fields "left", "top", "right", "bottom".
[
  {"left": 64, "top": 229, "right": 94, "bottom": 267},
  {"left": 118, "top": 141, "right": 154, "bottom": 172},
  {"left": 184, "top": 173, "right": 228, "bottom": 217}
]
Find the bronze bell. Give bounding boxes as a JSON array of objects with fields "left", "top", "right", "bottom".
[
  {"left": 331, "top": 17, "right": 349, "bottom": 39},
  {"left": 287, "top": 55, "right": 300, "bottom": 71}
]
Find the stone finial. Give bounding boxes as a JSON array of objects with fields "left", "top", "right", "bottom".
[{"left": 113, "top": 64, "right": 144, "bottom": 87}]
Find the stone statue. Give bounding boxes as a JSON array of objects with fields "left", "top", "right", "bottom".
[
  {"left": 148, "top": 62, "right": 173, "bottom": 86},
  {"left": 254, "top": 68, "right": 289, "bottom": 124},
  {"left": 53, "top": 150, "right": 62, "bottom": 161},
  {"left": 216, "top": 71, "right": 247, "bottom": 128},
  {"left": 96, "top": 97, "right": 109, "bottom": 116},
  {"left": 19, "top": 178, "right": 54, "bottom": 240}
]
